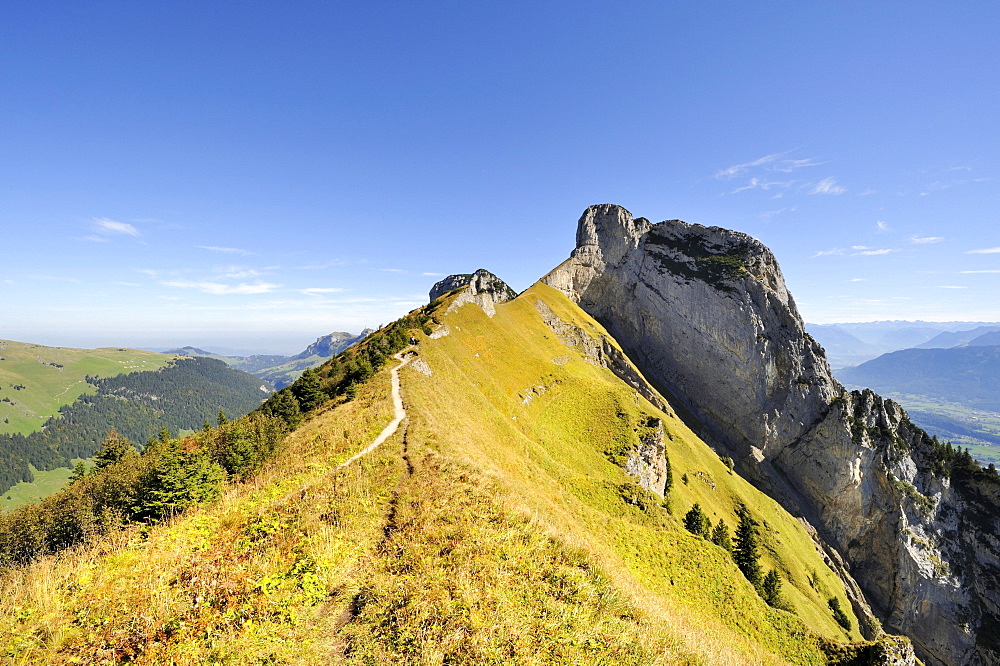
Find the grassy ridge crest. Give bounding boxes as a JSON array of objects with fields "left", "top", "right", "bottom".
[{"left": 0, "top": 287, "right": 894, "bottom": 663}]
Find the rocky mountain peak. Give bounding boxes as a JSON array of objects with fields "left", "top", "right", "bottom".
[
  {"left": 546, "top": 204, "right": 835, "bottom": 459},
  {"left": 292, "top": 329, "right": 374, "bottom": 360},
  {"left": 429, "top": 269, "right": 516, "bottom": 317},
  {"left": 543, "top": 204, "right": 1000, "bottom": 665},
  {"left": 573, "top": 203, "right": 652, "bottom": 267}
]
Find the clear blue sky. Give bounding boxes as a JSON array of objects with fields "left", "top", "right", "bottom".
[{"left": 4, "top": 2, "right": 999, "bottom": 353}]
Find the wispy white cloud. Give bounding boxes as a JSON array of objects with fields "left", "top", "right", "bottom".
[
  {"left": 809, "top": 177, "right": 846, "bottom": 195},
  {"left": 936, "top": 285, "right": 967, "bottom": 289},
  {"left": 849, "top": 278, "right": 868, "bottom": 282},
  {"left": 851, "top": 245, "right": 870, "bottom": 250},
  {"left": 421, "top": 272, "right": 446, "bottom": 277},
  {"left": 161, "top": 280, "right": 280, "bottom": 295},
  {"left": 909, "top": 235, "right": 944, "bottom": 244},
  {"left": 300, "top": 287, "right": 347, "bottom": 295},
  {"left": 731, "top": 177, "right": 794, "bottom": 194},
  {"left": 716, "top": 153, "right": 786, "bottom": 178},
  {"left": 92, "top": 217, "right": 140, "bottom": 237},
  {"left": 379, "top": 268, "right": 406, "bottom": 273},
  {"left": 811, "top": 248, "right": 845, "bottom": 257},
  {"left": 919, "top": 169, "right": 993, "bottom": 196},
  {"left": 876, "top": 220, "right": 890, "bottom": 233},
  {"left": 214, "top": 265, "right": 264, "bottom": 279},
  {"left": 771, "top": 157, "right": 827, "bottom": 173},
  {"left": 716, "top": 152, "right": 826, "bottom": 179},
  {"left": 854, "top": 248, "right": 897, "bottom": 256},
  {"left": 199, "top": 246, "right": 255, "bottom": 256},
  {"left": 961, "top": 269, "right": 1000, "bottom": 274},
  {"left": 968, "top": 247, "right": 1000, "bottom": 254},
  {"left": 760, "top": 207, "right": 796, "bottom": 220}
]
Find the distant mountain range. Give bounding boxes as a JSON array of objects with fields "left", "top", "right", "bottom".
[
  {"left": 807, "top": 321, "right": 1000, "bottom": 368},
  {"left": 837, "top": 340, "right": 1000, "bottom": 457},
  {"left": 915, "top": 326, "right": 1000, "bottom": 349},
  {"left": 166, "top": 329, "right": 373, "bottom": 388},
  {"left": 839, "top": 345, "right": 1000, "bottom": 413}
]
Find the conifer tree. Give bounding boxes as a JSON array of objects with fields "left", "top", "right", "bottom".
[
  {"left": 684, "top": 503, "right": 712, "bottom": 539},
  {"left": 762, "top": 569, "right": 783, "bottom": 607},
  {"left": 263, "top": 389, "right": 302, "bottom": 428},
  {"left": 68, "top": 461, "right": 88, "bottom": 483},
  {"left": 734, "top": 504, "right": 763, "bottom": 589},
  {"left": 143, "top": 439, "right": 226, "bottom": 517},
  {"left": 711, "top": 518, "right": 733, "bottom": 552},
  {"left": 93, "top": 430, "right": 138, "bottom": 470},
  {"left": 293, "top": 367, "right": 326, "bottom": 412}
]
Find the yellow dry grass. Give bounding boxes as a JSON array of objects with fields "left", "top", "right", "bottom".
[{"left": 0, "top": 284, "right": 867, "bottom": 665}]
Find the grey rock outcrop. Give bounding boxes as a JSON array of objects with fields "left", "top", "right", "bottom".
[
  {"left": 429, "top": 269, "right": 517, "bottom": 317},
  {"left": 543, "top": 204, "right": 1000, "bottom": 666},
  {"left": 623, "top": 417, "right": 670, "bottom": 497}
]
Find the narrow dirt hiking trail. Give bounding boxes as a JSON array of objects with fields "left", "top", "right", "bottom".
[{"left": 337, "top": 351, "right": 412, "bottom": 469}]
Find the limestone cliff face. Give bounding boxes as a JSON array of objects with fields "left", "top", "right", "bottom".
[
  {"left": 429, "top": 269, "right": 517, "bottom": 317},
  {"left": 543, "top": 204, "right": 1000, "bottom": 666}
]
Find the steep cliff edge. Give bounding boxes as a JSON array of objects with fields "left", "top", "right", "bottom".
[{"left": 543, "top": 204, "right": 1000, "bottom": 666}]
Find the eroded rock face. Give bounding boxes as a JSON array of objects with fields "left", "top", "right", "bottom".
[
  {"left": 429, "top": 269, "right": 517, "bottom": 317},
  {"left": 543, "top": 204, "right": 1000, "bottom": 666},
  {"left": 623, "top": 418, "right": 670, "bottom": 497}
]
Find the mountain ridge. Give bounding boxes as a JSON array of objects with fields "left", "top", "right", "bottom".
[
  {"left": 167, "top": 330, "right": 372, "bottom": 388},
  {"left": 0, "top": 237, "right": 917, "bottom": 664},
  {"left": 543, "top": 203, "right": 1000, "bottom": 665}
]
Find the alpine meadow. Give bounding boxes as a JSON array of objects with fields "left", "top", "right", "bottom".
[{"left": 5, "top": 4, "right": 1000, "bottom": 665}]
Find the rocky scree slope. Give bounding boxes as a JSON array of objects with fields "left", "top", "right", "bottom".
[{"left": 542, "top": 204, "right": 1000, "bottom": 666}]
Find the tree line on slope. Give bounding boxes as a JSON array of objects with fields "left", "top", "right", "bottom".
[
  {"left": 683, "top": 501, "right": 853, "bottom": 632},
  {"left": 0, "top": 300, "right": 444, "bottom": 568},
  {"left": 259, "top": 302, "right": 439, "bottom": 428},
  {"left": 0, "top": 412, "right": 286, "bottom": 566},
  {"left": 0, "top": 358, "right": 267, "bottom": 496}
]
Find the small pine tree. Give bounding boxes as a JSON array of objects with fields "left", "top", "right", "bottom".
[
  {"left": 684, "top": 503, "right": 712, "bottom": 539},
  {"left": 143, "top": 440, "right": 226, "bottom": 517},
  {"left": 263, "top": 389, "right": 302, "bottom": 427},
  {"left": 293, "top": 367, "right": 326, "bottom": 412},
  {"left": 762, "top": 569, "right": 783, "bottom": 607},
  {"left": 217, "top": 410, "right": 228, "bottom": 426},
  {"left": 711, "top": 518, "right": 733, "bottom": 552},
  {"left": 828, "top": 596, "right": 852, "bottom": 631},
  {"left": 734, "top": 504, "right": 764, "bottom": 589},
  {"left": 93, "top": 430, "right": 138, "bottom": 470},
  {"left": 68, "top": 461, "right": 89, "bottom": 483}
]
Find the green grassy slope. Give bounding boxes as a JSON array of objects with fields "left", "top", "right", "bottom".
[
  {"left": 0, "top": 287, "right": 900, "bottom": 664},
  {"left": 0, "top": 460, "right": 90, "bottom": 512},
  {"left": 394, "top": 283, "right": 865, "bottom": 663},
  {"left": 0, "top": 340, "right": 173, "bottom": 436}
]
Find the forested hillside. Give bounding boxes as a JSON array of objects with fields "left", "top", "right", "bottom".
[
  {"left": 0, "top": 357, "right": 269, "bottom": 495},
  {"left": 0, "top": 340, "right": 172, "bottom": 436}
]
